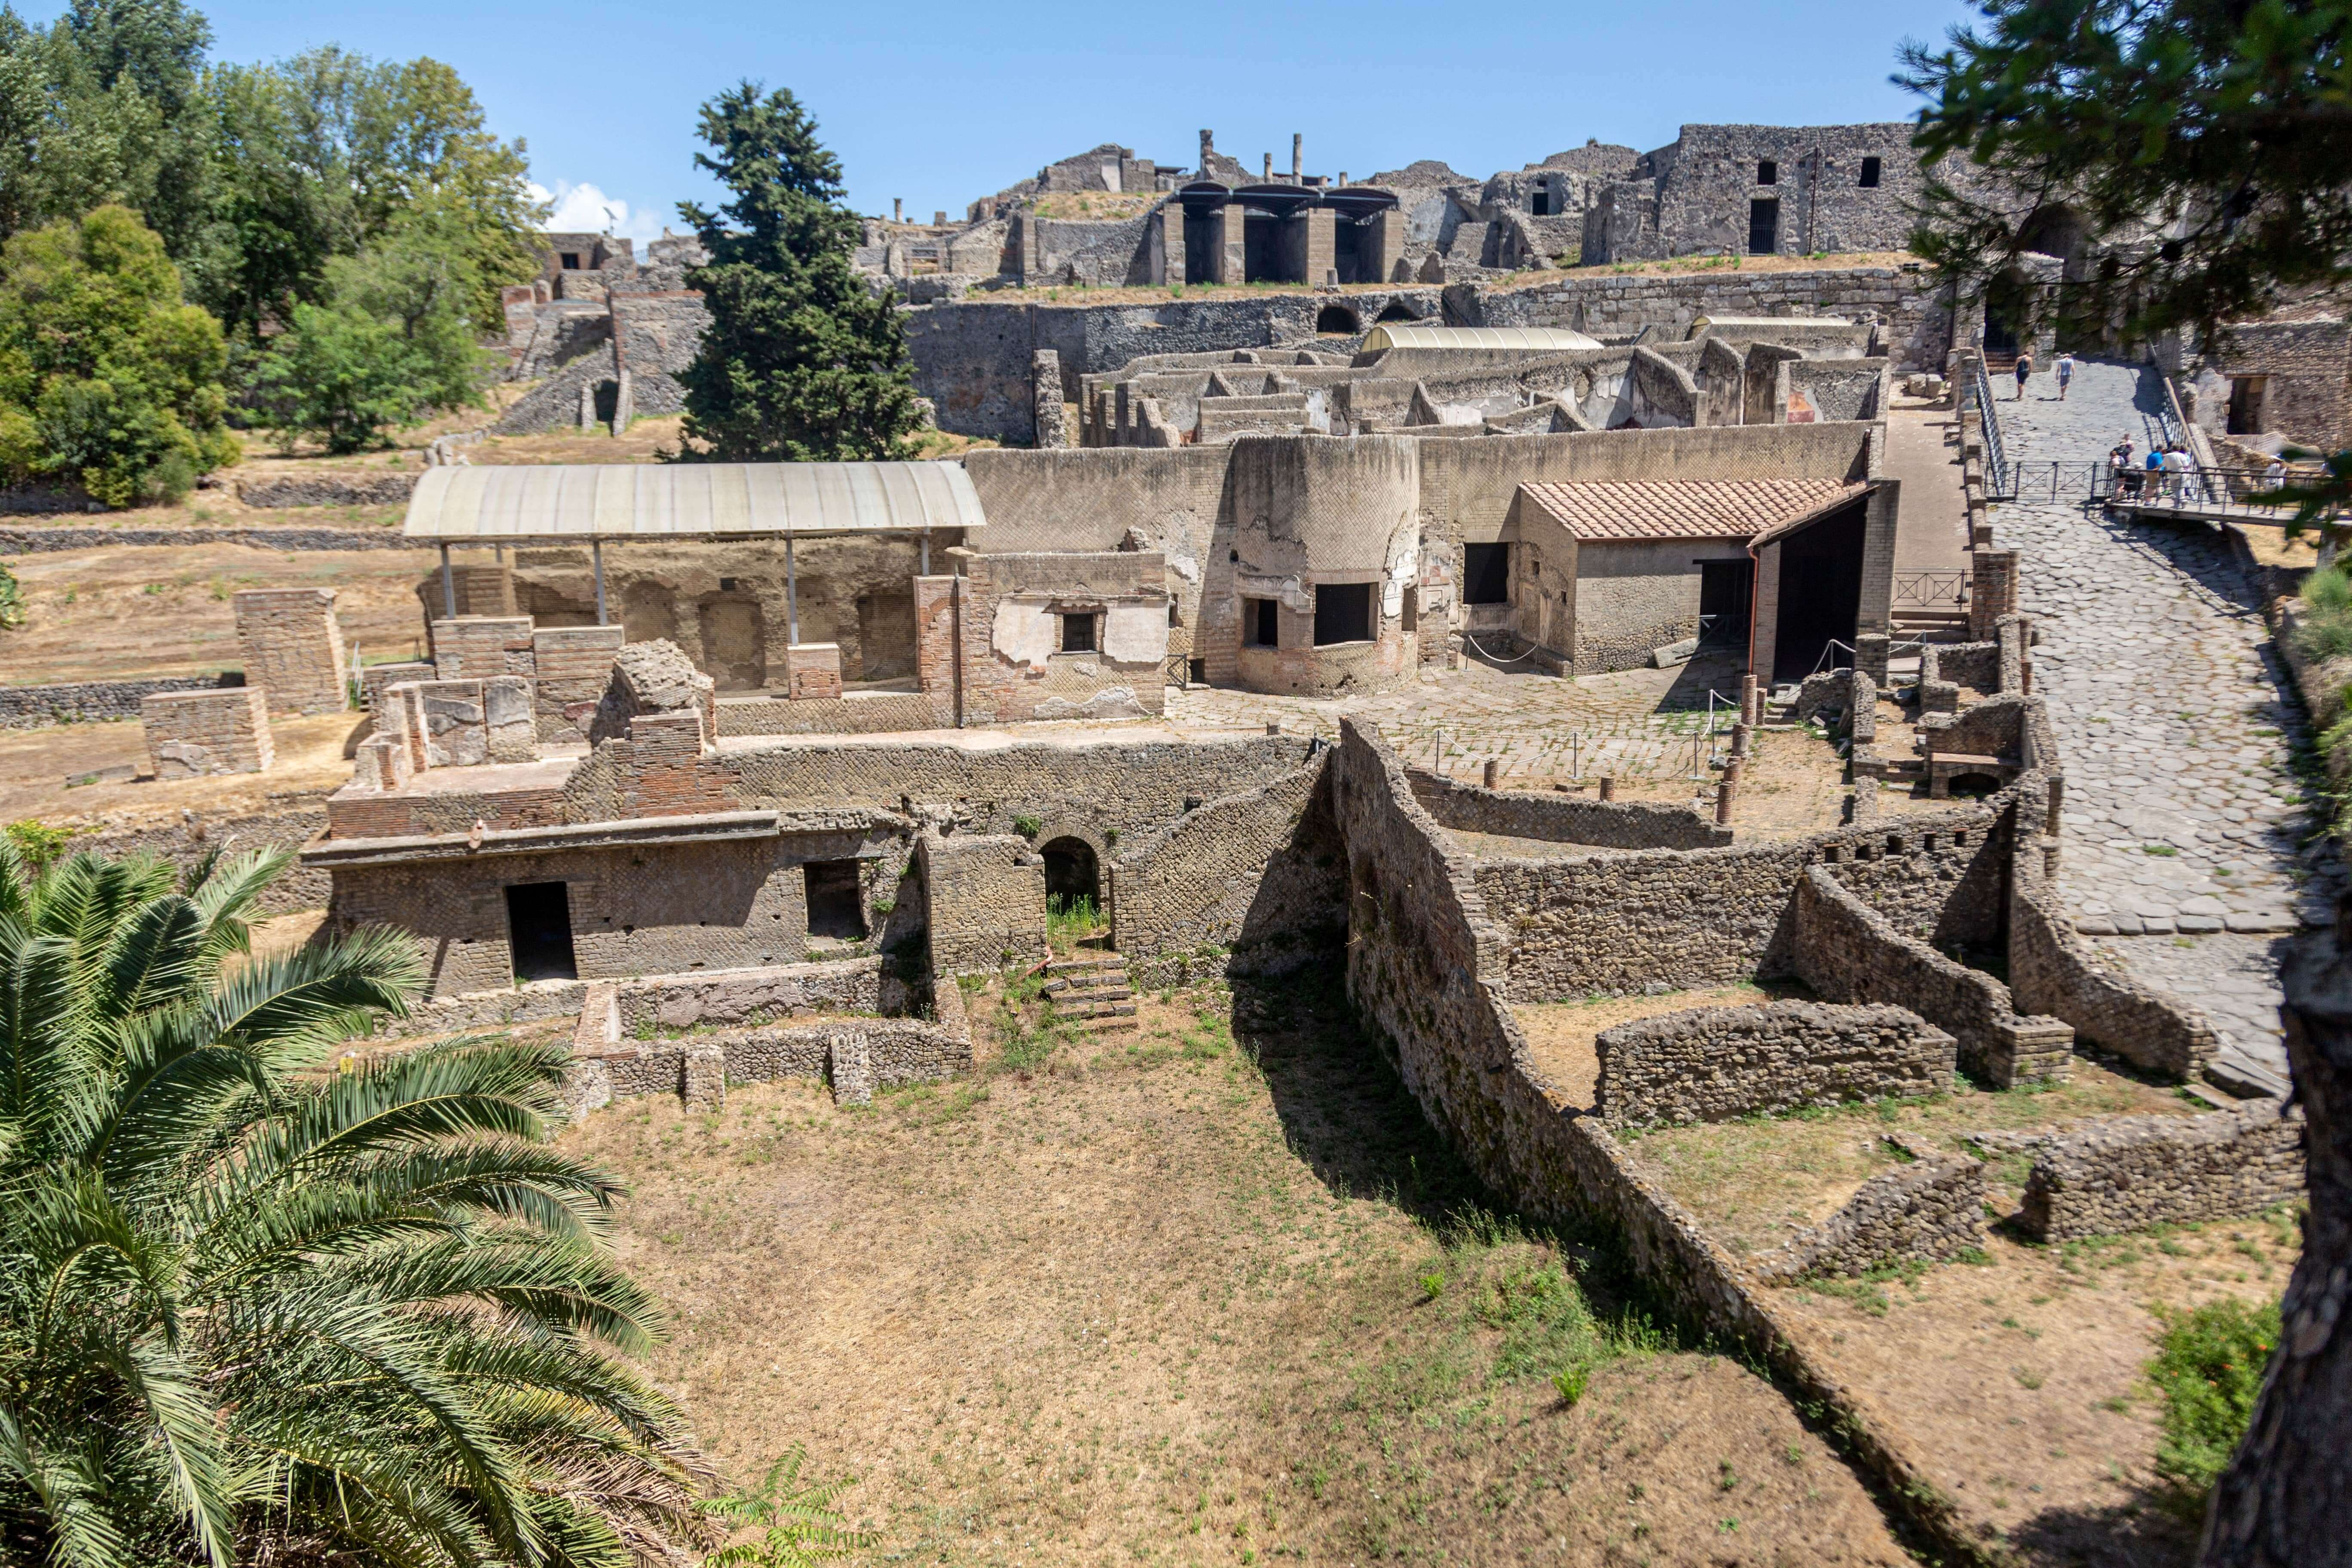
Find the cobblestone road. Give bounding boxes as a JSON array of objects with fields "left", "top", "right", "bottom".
[{"left": 1990, "top": 358, "right": 2332, "bottom": 1077}]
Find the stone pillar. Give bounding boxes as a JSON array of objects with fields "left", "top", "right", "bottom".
[
  {"left": 1211, "top": 201, "right": 1245, "bottom": 284},
  {"left": 1157, "top": 205, "right": 1186, "bottom": 287},
  {"left": 232, "top": 587, "right": 347, "bottom": 713},
  {"left": 1599, "top": 776, "right": 1616, "bottom": 801},
  {"left": 1369, "top": 211, "right": 1404, "bottom": 284},
  {"left": 785, "top": 642, "right": 844, "bottom": 700},
  {"left": 1032, "top": 349, "right": 1068, "bottom": 448},
  {"left": 142, "top": 688, "right": 272, "bottom": 778},
  {"left": 1482, "top": 758, "right": 1499, "bottom": 788},
  {"left": 1303, "top": 207, "right": 1337, "bottom": 288},
  {"left": 1854, "top": 631, "right": 1890, "bottom": 686},
  {"left": 1291, "top": 133, "right": 1303, "bottom": 183}
]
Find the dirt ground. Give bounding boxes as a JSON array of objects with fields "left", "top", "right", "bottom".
[
  {"left": 2, "top": 542, "right": 443, "bottom": 686},
  {"left": 1616, "top": 1059, "right": 2206, "bottom": 1259},
  {"left": 1770, "top": 1210, "right": 2300, "bottom": 1568},
  {"left": 1512, "top": 984, "right": 1814, "bottom": 1113},
  {"left": 0, "top": 710, "right": 358, "bottom": 827},
  {"left": 560, "top": 972, "right": 1915, "bottom": 1566}
]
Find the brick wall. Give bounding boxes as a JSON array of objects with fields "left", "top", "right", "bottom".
[
  {"left": 1595, "top": 1001, "right": 1956, "bottom": 1127},
  {"left": 232, "top": 588, "right": 346, "bottom": 713},
  {"left": 531, "top": 626, "right": 624, "bottom": 739},
  {"left": 141, "top": 687, "right": 273, "bottom": 778},
  {"left": 918, "top": 831, "right": 1048, "bottom": 975},
  {"left": 429, "top": 616, "right": 535, "bottom": 680}
]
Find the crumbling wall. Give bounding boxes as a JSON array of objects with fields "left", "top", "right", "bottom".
[
  {"left": 2016, "top": 1102, "right": 2306, "bottom": 1241},
  {"left": 233, "top": 587, "right": 347, "bottom": 713},
  {"left": 141, "top": 687, "right": 274, "bottom": 778},
  {"left": 1752, "top": 1155, "right": 1987, "bottom": 1281},
  {"left": 1408, "top": 767, "right": 1731, "bottom": 849},
  {"left": 1594, "top": 1001, "right": 1954, "bottom": 1127},
  {"left": 918, "top": 830, "right": 1047, "bottom": 976}
]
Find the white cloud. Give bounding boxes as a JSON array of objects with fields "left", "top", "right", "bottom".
[{"left": 526, "top": 180, "right": 676, "bottom": 247}]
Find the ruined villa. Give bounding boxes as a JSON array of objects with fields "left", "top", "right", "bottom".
[{"left": 26, "top": 115, "right": 2334, "bottom": 1562}]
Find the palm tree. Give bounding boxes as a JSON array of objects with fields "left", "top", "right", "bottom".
[{"left": 0, "top": 843, "right": 714, "bottom": 1568}]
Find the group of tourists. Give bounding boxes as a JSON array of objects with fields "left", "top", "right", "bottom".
[{"left": 2012, "top": 349, "right": 2077, "bottom": 400}]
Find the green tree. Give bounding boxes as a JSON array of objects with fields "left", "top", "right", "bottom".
[
  {"left": 703, "top": 1446, "right": 873, "bottom": 1567},
  {"left": 0, "top": 843, "right": 716, "bottom": 1567},
  {"left": 673, "top": 82, "right": 921, "bottom": 463},
  {"left": 254, "top": 217, "right": 495, "bottom": 452},
  {"left": 0, "top": 204, "right": 238, "bottom": 505}
]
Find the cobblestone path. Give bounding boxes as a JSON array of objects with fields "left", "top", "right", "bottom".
[{"left": 1990, "top": 357, "right": 2331, "bottom": 1078}]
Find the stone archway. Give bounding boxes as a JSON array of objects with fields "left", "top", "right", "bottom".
[
  {"left": 1040, "top": 836, "right": 1100, "bottom": 912},
  {"left": 1315, "top": 303, "right": 1361, "bottom": 335}
]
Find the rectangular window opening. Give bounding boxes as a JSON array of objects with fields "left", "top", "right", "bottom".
[
  {"left": 560, "top": 252, "right": 581, "bottom": 270},
  {"left": 1756, "top": 160, "right": 1778, "bottom": 186},
  {"left": 804, "top": 860, "right": 867, "bottom": 940},
  {"left": 1859, "top": 156, "right": 1882, "bottom": 188},
  {"left": 504, "top": 882, "right": 578, "bottom": 982},
  {"left": 1314, "top": 582, "right": 1374, "bottom": 646},
  {"left": 1244, "top": 596, "right": 1280, "bottom": 648},
  {"left": 1748, "top": 198, "right": 1780, "bottom": 256},
  {"left": 1061, "top": 612, "right": 1096, "bottom": 653},
  {"left": 1187, "top": 657, "right": 1206, "bottom": 684},
  {"left": 1401, "top": 585, "right": 1418, "bottom": 634},
  {"left": 1462, "top": 542, "right": 1511, "bottom": 605}
]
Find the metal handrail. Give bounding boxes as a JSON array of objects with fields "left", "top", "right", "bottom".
[{"left": 1967, "top": 355, "right": 2016, "bottom": 499}]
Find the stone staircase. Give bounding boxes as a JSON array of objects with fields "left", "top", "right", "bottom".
[{"left": 1041, "top": 951, "right": 1138, "bottom": 1030}]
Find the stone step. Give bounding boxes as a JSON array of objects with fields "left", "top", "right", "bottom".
[
  {"left": 1054, "top": 985, "right": 1134, "bottom": 1004},
  {"left": 1045, "top": 957, "right": 1126, "bottom": 975},
  {"left": 1055, "top": 1000, "right": 1138, "bottom": 1020}
]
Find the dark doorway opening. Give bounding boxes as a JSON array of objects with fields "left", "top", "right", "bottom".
[
  {"left": 2227, "top": 377, "right": 2267, "bottom": 436},
  {"left": 1245, "top": 596, "right": 1279, "bottom": 648},
  {"left": 1243, "top": 211, "right": 1280, "bottom": 281},
  {"left": 1182, "top": 207, "right": 1217, "bottom": 284},
  {"left": 1333, "top": 221, "right": 1374, "bottom": 284},
  {"left": 1462, "top": 543, "right": 1511, "bottom": 605},
  {"left": 1697, "top": 558, "right": 1754, "bottom": 646},
  {"left": 1747, "top": 199, "right": 1780, "bottom": 255},
  {"left": 1982, "top": 269, "right": 2031, "bottom": 355},
  {"left": 1040, "top": 837, "right": 1099, "bottom": 908},
  {"left": 1946, "top": 773, "right": 2001, "bottom": 800},
  {"left": 505, "top": 883, "right": 578, "bottom": 982},
  {"left": 1532, "top": 183, "right": 1553, "bottom": 217},
  {"left": 1859, "top": 156, "right": 1882, "bottom": 188},
  {"left": 592, "top": 380, "right": 620, "bottom": 423},
  {"left": 1375, "top": 301, "right": 1418, "bottom": 323},
  {"left": 804, "top": 860, "right": 867, "bottom": 940},
  {"left": 1771, "top": 501, "right": 1866, "bottom": 682},
  {"left": 1315, "top": 303, "right": 1360, "bottom": 335},
  {"left": 1314, "top": 582, "right": 1374, "bottom": 645}
]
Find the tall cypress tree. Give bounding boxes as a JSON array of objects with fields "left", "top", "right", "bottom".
[{"left": 673, "top": 83, "right": 921, "bottom": 462}]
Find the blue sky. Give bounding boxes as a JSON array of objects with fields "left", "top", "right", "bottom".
[{"left": 39, "top": 0, "right": 1990, "bottom": 241}]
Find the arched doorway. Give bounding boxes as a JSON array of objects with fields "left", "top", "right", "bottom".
[
  {"left": 1040, "top": 836, "right": 1099, "bottom": 912},
  {"left": 1374, "top": 301, "right": 1418, "bottom": 323},
  {"left": 1982, "top": 269, "right": 2033, "bottom": 357},
  {"left": 1315, "top": 303, "right": 1361, "bottom": 335}
]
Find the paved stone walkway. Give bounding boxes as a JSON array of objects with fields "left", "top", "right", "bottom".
[{"left": 1988, "top": 358, "right": 2333, "bottom": 1077}]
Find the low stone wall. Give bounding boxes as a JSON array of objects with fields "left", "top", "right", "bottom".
[
  {"left": 142, "top": 687, "right": 273, "bottom": 777},
  {"left": 614, "top": 958, "right": 884, "bottom": 1032},
  {"left": 1918, "top": 642, "right": 1998, "bottom": 714},
  {"left": 716, "top": 693, "right": 945, "bottom": 737},
  {"left": 1595, "top": 1000, "right": 1954, "bottom": 1128},
  {"left": 561, "top": 1014, "right": 970, "bottom": 1116},
  {"left": 2007, "top": 869, "right": 2219, "bottom": 1081},
  {"left": 0, "top": 526, "right": 411, "bottom": 552},
  {"left": 1408, "top": 767, "right": 1732, "bottom": 850},
  {"left": 1795, "top": 865, "right": 2074, "bottom": 1086},
  {"left": 0, "top": 673, "right": 244, "bottom": 730},
  {"left": 1110, "top": 758, "right": 1346, "bottom": 974},
  {"left": 2017, "top": 1101, "right": 2307, "bottom": 1241},
  {"left": 1753, "top": 1154, "right": 1987, "bottom": 1281},
  {"left": 237, "top": 472, "right": 417, "bottom": 508}
]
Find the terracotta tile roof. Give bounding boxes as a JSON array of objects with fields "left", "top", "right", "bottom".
[{"left": 1517, "top": 479, "right": 1873, "bottom": 544}]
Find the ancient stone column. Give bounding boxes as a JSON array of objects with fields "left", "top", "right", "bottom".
[{"left": 1032, "top": 350, "right": 1068, "bottom": 449}]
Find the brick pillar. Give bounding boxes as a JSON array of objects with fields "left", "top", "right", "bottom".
[
  {"left": 232, "top": 588, "right": 347, "bottom": 713},
  {"left": 914, "top": 575, "right": 961, "bottom": 727},
  {"left": 142, "top": 688, "right": 273, "bottom": 778}
]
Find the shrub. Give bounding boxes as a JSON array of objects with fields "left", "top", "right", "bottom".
[
  {"left": 0, "top": 559, "right": 21, "bottom": 630},
  {"left": 2147, "top": 1296, "right": 2281, "bottom": 1511}
]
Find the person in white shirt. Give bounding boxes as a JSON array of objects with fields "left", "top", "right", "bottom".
[{"left": 2055, "top": 352, "right": 2076, "bottom": 400}]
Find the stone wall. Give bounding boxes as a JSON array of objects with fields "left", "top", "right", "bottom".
[
  {"left": 2016, "top": 1101, "right": 2306, "bottom": 1241},
  {"left": 237, "top": 473, "right": 416, "bottom": 508},
  {"left": 611, "top": 957, "right": 883, "bottom": 1031},
  {"left": 233, "top": 588, "right": 347, "bottom": 713},
  {"left": 0, "top": 673, "right": 243, "bottom": 730},
  {"left": 80, "top": 804, "right": 330, "bottom": 914},
  {"left": 141, "top": 687, "right": 273, "bottom": 778},
  {"left": 2007, "top": 859, "right": 2219, "bottom": 1081},
  {"left": 1595, "top": 1001, "right": 1955, "bottom": 1127},
  {"left": 918, "top": 830, "right": 1048, "bottom": 977},
  {"left": 1108, "top": 757, "right": 1346, "bottom": 975},
  {"left": 1408, "top": 767, "right": 1732, "bottom": 850},
  {"left": 1794, "top": 864, "right": 2074, "bottom": 1086},
  {"left": 1752, "top": 1154, "right": 1987, "bottom": 1281}
]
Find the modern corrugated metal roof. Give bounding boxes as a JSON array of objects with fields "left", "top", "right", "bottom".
[
  {"left": 1360, "top": 324, "right": 1605, "bottom": 354},
  {"left": 401, "top": 462, "right": 988, "bottom": 542},
  {"left": 1688, "top": 315, "right": 1857, "bottom": 333},
  {"left": 1517, "top": 479, "right": 1871, "bottom": 543}
]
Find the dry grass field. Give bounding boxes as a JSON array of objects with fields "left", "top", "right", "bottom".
[{"left": 562, "top": 970, "right": 1918, "bottom": 1566}]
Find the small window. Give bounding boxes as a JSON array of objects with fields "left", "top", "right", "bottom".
[
  {"left": 560, "top": 252, "right": 581, "bottom": 269},
  {"left": 1313, "top": 583, "right": 1373, "bottom": 646},
  {"left": 1401, "top": 585, "right": 1417, "bottom": 634},
  {"left": 1463, "top": 542, "right": 1511, "bottom": 605},
  {"left": 804, "top": 861, "right": 866, "bottom": 940},
  {"left": 719, "top": 576, "right": 739, "bottom": 592},
  {"left": 1244, "top": 597, "right": 1280, "bottom": 648},
  {"left": 1756, "top": 160, "right": 1777, "bottom": 186},
  {"left": 1859, "top": 156, "right": 1882, "bottom": 188},
  {"left": 505, "top": 883, "right": 578, "bottom": 982},
  {"left": 1061, "top": 612, "right": 1096, "bottom": 653}
]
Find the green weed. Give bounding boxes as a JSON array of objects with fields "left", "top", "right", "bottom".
[{"left": 2147, "top": 1296, "right": 2279, "bottom": 1515}]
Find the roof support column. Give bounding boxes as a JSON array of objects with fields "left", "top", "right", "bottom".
[
  {"left": 919, "top": 530, "right": 930, "bottom": 575},
  {"left": 440, "top": 544, "right": 455, "bottom": 618},
  {"left": 785, "top": 533, "right": 801, "bottom": 644},
  {"left": 593, "top": 540, "right": 607, "bottom": 626}
]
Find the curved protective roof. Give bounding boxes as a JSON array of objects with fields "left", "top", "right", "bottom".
[
  {"left": 401, "top": 462, "right": 987, "bottom": 542},
  {"left": 1360, "top": 324, "right": 1605, "bottom": 354}
]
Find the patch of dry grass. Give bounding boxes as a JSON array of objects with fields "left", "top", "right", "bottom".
[{"left": 561, "top": 969, "right": 1912, "bottom": 1564}]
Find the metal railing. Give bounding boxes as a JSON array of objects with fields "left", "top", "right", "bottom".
[
  {"left": 1893, "top": 569, "right": 1968, "bottom": 610},
  {"left": 1965, "top": 355, "right": 2016, "bottom": 499},
  {"left": 2100, "top": 464, "right": 2328, "bottom": 519}
]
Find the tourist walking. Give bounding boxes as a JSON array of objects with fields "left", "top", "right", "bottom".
[
  {"left": 2145, "top": 444, "right": 2166, "bottom": 499},
  {"left": 2110, "top": 440, "right": 2138, "bottom": 497},
  {"left": 2056, "top": 352, "right": 2075, "bottom": 400},
  {"left": 2014, "top": 349, "right": 2033, "bottom": 400}
]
